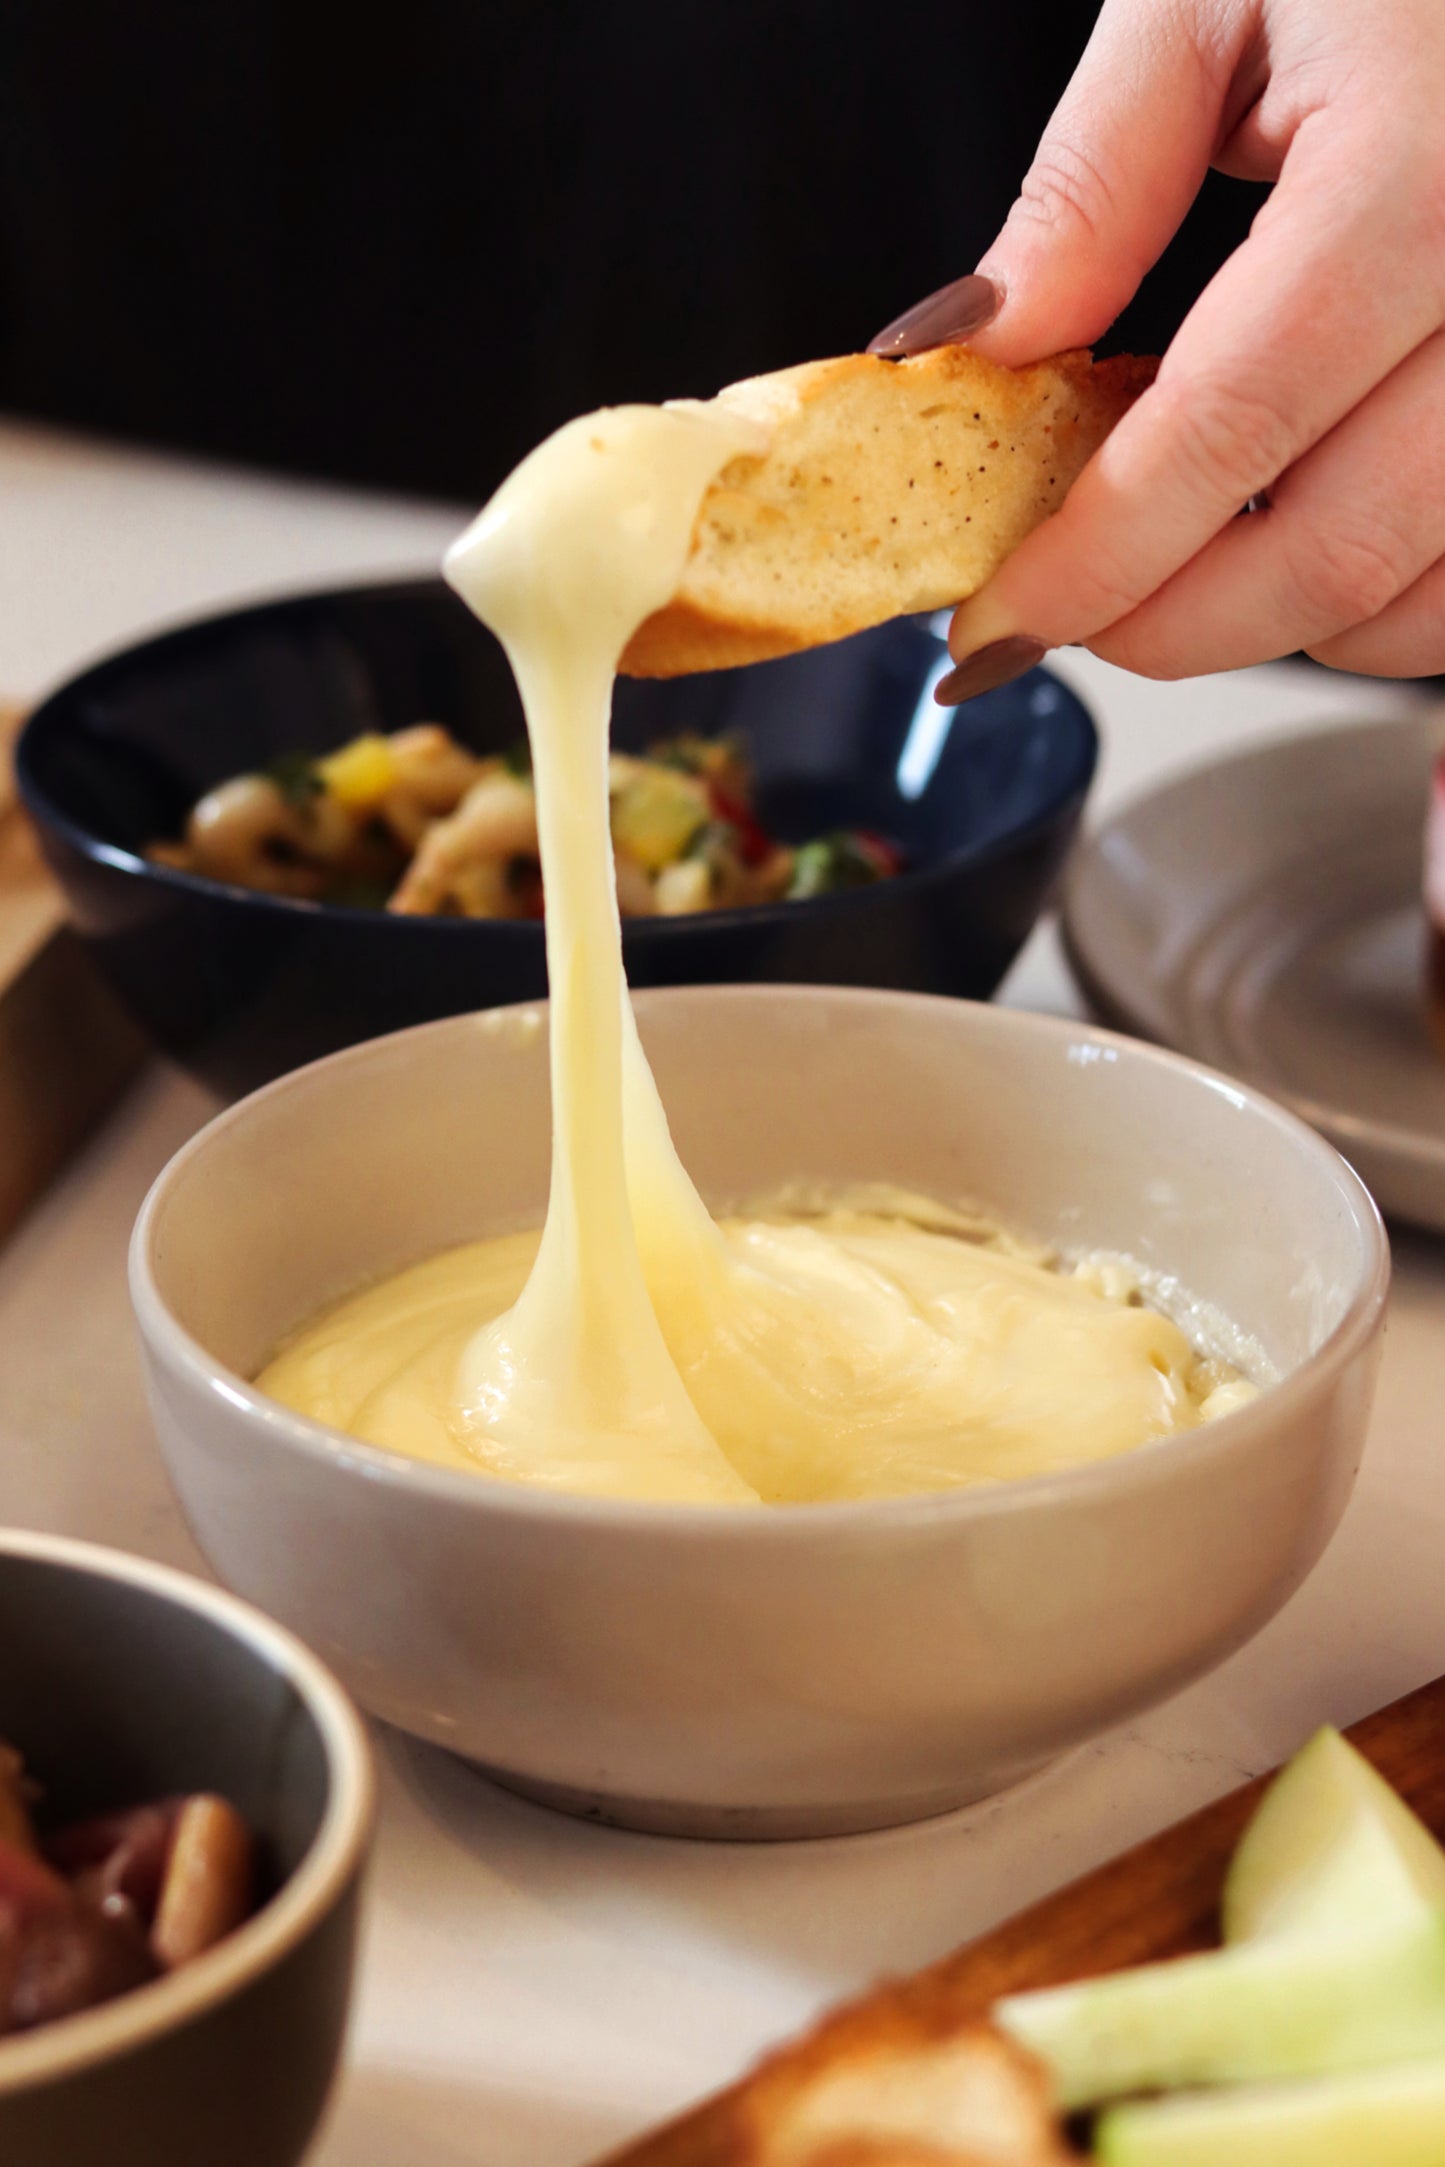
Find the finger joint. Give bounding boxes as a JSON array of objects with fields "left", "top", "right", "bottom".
[
  {"left": 1014, "top": 135, "right": 1122, "bottom": 252},
  {"left": 1287, "top": 514, "right": 1415, "bottom": 632},
  {"left": 1153, "top": 373, "right": 1301, "bottom": 512}
]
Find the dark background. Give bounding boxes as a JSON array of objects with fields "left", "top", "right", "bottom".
[{"left": 0, "top": 0, "right": 1259, "bottom": 503}]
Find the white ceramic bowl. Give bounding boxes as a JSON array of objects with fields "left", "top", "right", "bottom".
[{"left": 131, "top": 989, "right": 1388, "bottom": 1840}]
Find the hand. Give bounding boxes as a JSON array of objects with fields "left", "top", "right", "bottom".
[{"left": 870, "top": 0, "right": 1445, "bottom": 700}]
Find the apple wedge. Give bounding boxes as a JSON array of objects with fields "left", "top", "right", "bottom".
[
  {"left": 1222, "top": 1725, "right": 1445, "bottom": 1942},
  {"left": 995, "top": 1907, "right": 1445, "bottom": 2111},
  {"left": 1096, "top": 2057, "right": 1445, "bottom": 2167}
]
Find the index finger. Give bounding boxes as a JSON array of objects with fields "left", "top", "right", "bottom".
[{"left": 943, "top": 107, "right": 1445, "bottom": 680}]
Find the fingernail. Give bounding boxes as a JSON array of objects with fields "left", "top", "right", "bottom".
[
  {"left": 934, "top": 635, "right": 1048, "bottom": 706},
  {"left": 867, "top": 273, "right": 1002, "bottom": 358}
]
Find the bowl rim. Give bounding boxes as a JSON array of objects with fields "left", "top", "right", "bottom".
[
  {"left": 15, "top": 577, "right": 1098, "bottom": 937},
  {"left": 0, "top": 1529, "right": 375, "bottom": 2093},
  {"left": 130, "top": 985, "right": 1391, "bottom": 1535}
]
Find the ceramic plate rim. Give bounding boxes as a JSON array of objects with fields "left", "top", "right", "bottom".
[{"left": 1061, "top": 711, "right": 1445, "bottom": 1227}]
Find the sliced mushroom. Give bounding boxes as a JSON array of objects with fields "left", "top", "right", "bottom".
[
  {"left": 388, "top": 771, "right": 539, "bottom": 914},
  {"left": 150, "top": 1796, "right": 255, "bottom": 1971}
]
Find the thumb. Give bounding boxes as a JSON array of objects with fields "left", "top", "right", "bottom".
[{"left": 965, "top": 0, "right": 1248, "bottom": 367}]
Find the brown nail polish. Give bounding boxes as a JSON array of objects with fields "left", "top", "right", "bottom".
[
  {"left": 934, "top": 635, "right": 1048, "bottom": 706},
  {"left": 867, "top": 274, "right": 1002, "bottom": 358}
]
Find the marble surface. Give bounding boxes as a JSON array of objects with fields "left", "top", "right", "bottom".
[{"left": 1, "top": 414, "right": 1442, "bottom": 2164}]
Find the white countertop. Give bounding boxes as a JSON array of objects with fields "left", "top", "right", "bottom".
[{"left": 2, "top": 413, "right": 1443, "bottom": 2165}]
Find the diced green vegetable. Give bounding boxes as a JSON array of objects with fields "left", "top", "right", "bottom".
[
  {"left": 1223, "top": 1727, "right": 1445, "bottom": 1944},
  {"left": 787, "top": 840, "right": 832, "bottom": 898},
  {"left": 262, "top": 751, "right": 323, "bottom": 805},
  {"left": 1096, "top": 2058, "right": 1445, "bottom": 2167},
  {"left": 787, "top": 832, "right": 890, "bottom": 899},
  {"left": 996, "top": 1907, "right": 1445, "bottom": 2111}
]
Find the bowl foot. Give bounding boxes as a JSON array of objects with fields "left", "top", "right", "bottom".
[{"left": 462, "top": 1755, "right": 1063, "bottom": 1841}]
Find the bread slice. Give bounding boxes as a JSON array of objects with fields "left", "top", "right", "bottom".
[
  {"left": 599, "top": 2003, "right": 1069, "bottom": 2166},
  {"left": 619, "top": 347, "right": 1154, "bottom": 678}
]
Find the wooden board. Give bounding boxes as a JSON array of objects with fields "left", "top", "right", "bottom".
[
  {"left": 602, "top": 1672, "right": 1445, "bottom": 2164},
  {"left": 0, "top": 706, "right": 145, "bottom": 1238}
]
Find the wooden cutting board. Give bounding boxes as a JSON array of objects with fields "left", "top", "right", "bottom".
[
  {"left": 0, "top": 706, "right": 145, "bottom": 1238},
  {"left": 603, "top": 1672, "right": 1445, "bottom": 2164}
]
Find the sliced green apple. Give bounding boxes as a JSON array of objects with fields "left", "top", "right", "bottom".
[
  {"left": 1096, "top": 2057, "right": 1445, "bottom": 2167},
  {"left": 996, "top": 1907, "right": 1445, "bottom": 2112},
  {"left": 1222, "top": 1726, "right": 1445, "bottom": 1942}
]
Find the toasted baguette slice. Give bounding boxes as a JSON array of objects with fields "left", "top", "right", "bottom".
[
  {"left": 600, "top": 2008, "right": 1069, "bottom": 2167},
  {"left": 619, "top": 347, "right": 1153, "bottom": 678}
]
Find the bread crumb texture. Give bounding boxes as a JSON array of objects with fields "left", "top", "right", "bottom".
[{"left": 621, "top": 346, "right": 1153, "bottom": 677}]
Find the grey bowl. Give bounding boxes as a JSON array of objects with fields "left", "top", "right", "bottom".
[
  {"left": 0, "top": 1530, "right": 374, "bottom": 2167},
  {"left": 131, "top": 989, "right": 1388, "bottom": 1839}
]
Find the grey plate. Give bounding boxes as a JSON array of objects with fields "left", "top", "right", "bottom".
[{"left": 1062, "top": 713, "right": 1445, "bottom": 1230}]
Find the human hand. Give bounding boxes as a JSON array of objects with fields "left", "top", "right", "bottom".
[{"left": 869, "top": 0, "right": 1445, "bottom": 701}]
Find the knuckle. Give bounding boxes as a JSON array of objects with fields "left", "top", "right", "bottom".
[
  {"left": 1289, "top": 515, "right": 1413, "bottom": 630},
  {"left": 1152, "top": 373, "right": 1300, "bottom": 509},
  {"left": 1013, "top": 134, "right": 1120, "bottom": 249}
]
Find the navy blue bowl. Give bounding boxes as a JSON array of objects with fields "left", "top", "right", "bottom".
[{"left": 18, "top": 580, "right": 1097, "bottom": 1095}]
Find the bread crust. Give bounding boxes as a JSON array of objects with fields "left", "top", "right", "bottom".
[
  {"left": 595, "top": 1997, "right": 1069, "bottom": 2166},
  {"left": 620, "top": 347, "right": 1154, "bottom": 679}
]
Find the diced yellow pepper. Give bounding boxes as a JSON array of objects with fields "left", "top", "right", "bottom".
[
  {"left": 610, "top": 769, "right": 707, "bottom": 873},
  {"left": 317, "top": 733, "right": 397, "bottom": 812}
]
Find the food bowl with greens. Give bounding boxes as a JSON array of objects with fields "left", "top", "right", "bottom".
[{"left": 18, "top": 579, "right": 1097, "bottom": 1094}]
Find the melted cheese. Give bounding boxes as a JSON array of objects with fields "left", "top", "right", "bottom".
[
  {"left": 259, "top": 1206, "right": 1242, "bottom": 1503},
  {"left": 256, "top": 396, "right": 1254, "bottom": 1506}
]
